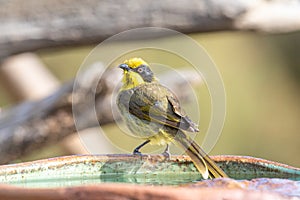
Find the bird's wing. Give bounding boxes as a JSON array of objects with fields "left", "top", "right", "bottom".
[
  {"left": 128, "top": 83, "right": 199, "bottom": 132},
  {"left": 166, "top": 94, "right": 199, "bottom": 132}
]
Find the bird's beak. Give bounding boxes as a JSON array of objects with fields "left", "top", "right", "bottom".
[{"left": 119, "top": 63, "right": 131, "bottom": 71}]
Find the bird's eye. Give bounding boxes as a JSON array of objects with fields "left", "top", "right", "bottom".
[{"left": 137, "top": 68, "right": 144, "bottom": 73}]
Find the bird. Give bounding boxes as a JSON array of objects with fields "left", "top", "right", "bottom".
[{"left": 116, "top": 57, "right": 228, "bottom": 179}]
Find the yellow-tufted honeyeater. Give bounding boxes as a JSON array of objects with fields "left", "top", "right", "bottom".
[{"left": 116, "top": 58, "right": 228, "bottom": 179}]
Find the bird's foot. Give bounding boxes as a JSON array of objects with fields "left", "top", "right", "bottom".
[
  {"left": 162, "top": 151, "right": 171, "bottom": 160},
  {"left": 133, "top": 149, "right": 143, "bottom": 156},
  {"left": 132, "top": 140, "right": 150, "bottom": 156},
  {"left": 161, "top": 145, "right": 171, "bottom": 160}
]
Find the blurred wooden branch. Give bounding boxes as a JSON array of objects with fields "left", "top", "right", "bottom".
[
  {"left": 1, "top": 0, "right": 300, "bottom": 60},
  {"left": 0, "top": 61, "right": 202, "bottom": 164},
  {"left": 0, "top": 53, "right": 90, "bottom": 155},
  {"left": 0, "top": 53, "right": 60, "bottom": 101}
]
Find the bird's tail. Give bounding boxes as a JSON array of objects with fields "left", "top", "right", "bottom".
[{"left": 173, "top": 130, "right": 228, "bottom": 179}]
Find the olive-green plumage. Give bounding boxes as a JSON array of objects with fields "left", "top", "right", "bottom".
[{"left": 116, "top": 58, "right": 228, "bottom": 179}]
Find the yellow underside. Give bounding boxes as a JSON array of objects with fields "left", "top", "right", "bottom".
[{"left": 147, "top": 129, "right": 174, "bottom": 146}]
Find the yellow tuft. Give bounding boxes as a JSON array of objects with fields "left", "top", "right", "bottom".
[{"left": 123, "top": 58, "right": 148, "bottom": 69}]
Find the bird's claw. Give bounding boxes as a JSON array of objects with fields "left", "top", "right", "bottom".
[
  {"left": 162, "top": 151, "right": 171, "bottom": 160},
  {"left": 162, "top": 145, "right": 171, "bottom": 160},
  {"left": 133, "top": 149, "right": 143, "bottom": 156}
]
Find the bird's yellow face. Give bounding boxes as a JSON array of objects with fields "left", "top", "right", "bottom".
[{"left": 119, "top": 58, "right": 157, "bottom": 90}]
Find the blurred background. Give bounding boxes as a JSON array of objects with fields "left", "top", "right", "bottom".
[{"left": 0, "top": 1, "right": 299, "bottom": 167}]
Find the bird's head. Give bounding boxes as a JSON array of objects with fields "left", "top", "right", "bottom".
[{"left": 118, "top": 58, "right": 157, "bottom": 90}]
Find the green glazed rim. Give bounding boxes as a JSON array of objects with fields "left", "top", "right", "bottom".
[{"left": 0, "top": 154, "right": 299, "bottom": 187}]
